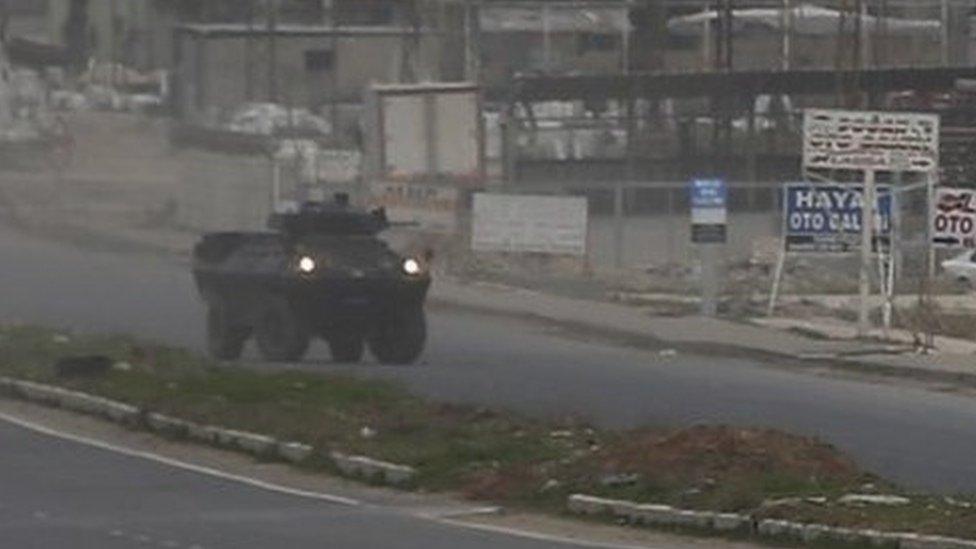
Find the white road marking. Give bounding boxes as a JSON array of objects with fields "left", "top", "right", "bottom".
[
  {"left": 0, "top": 411, "right": 669, "bottom": 549},
  {"left": 0, "top": 412, "right": 360, "bottom": 507},
  {"left": 31, "top": 510, "right": 48, "bottom": 520},
  {"left": 434, "top": 518, "right": 667, "bottom": 549}
]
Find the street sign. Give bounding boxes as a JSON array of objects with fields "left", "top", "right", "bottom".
[
  {"left": 784, "top": 183, "right": 892, "bottom": 253},
  {"left": 690, "top": 179, "right": 727, "bottom": 244},
  {"left": 803, "top": 109, "right": 940, "bottom": 173},
  {"left": 933, "top": 187, "right": 976, "bottom": 249}
]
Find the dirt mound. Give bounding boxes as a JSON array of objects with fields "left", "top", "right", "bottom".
[{"left": 600, "top": 425, "right": 861, "bottom": 486}]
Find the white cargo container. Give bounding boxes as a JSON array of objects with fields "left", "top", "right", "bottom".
[{"left": 364, "top": 82, "right": 484, "bottom": 183}]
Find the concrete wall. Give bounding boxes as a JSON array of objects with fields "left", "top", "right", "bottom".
[
  {"left": 175, "top": 155, "right": 781, "bottom": 269},
  {"left": 587, "top": 212, "right": 778, "bottom": 269},
  {"left": 177, "top": 151, "right": 275, "bottom": 232}
]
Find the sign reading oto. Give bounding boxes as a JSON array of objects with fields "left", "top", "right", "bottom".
[{"left": 934, "top": 187, "right": 976, "bottom": 249}]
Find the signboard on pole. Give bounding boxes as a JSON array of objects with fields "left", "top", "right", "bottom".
[
  {"left": 803, "top": 109, "right": 940, "bottom": 172},
  {"left": 690, "top": 179, "right": 727, "bottom": 244},
  {"left": 784, "top": 183, "right": 892, "bottom": 253},
  {"left": 933, "top": 187, "right": 976, "bottom": 248},
  {"left": 471, "top": 193, "right": 588, "bottom": 256}
]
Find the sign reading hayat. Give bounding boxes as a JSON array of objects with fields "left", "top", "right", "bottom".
[
  {"left": 784, "top": 184, "right": 892, "bottom": 253},
  {"left": 933, "top": 187, "right": 976, "bottom": 249}
]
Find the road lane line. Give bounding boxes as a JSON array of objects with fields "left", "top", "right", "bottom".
[
  {"left": 434, "top": 517, "right": 666, "bottom": 549},
  {"left": 0, "top": 412, "right": 361, "bottom": 507}
]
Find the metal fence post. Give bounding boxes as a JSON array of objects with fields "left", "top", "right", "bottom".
[{"left": 613, "top": 181, "right": 625, "bottom": 269}]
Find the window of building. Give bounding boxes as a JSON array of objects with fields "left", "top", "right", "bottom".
[
  {"left": 304, "top": 49, "right": 335, "bottom": 72},
  {"left": 577, "top": 34, "right": 620, "bottom": 54}
]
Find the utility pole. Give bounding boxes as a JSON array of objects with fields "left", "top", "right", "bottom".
[
  {"left": 941, "top": 0, "right": 950, "bottom": 65},
  {"left": 267, "top": 0, "right": 278, "bottom": 103},
  {"left": 874, "top": 0, "right": 888, "bottom": 68},
  {"left": 781, "top": 0, "right": 792, "bottom": 70},
  {"left": 701, "top": 3, "right": 711, "bottom": 70},
  {"left": 329, "top": 0, "right": 338, "bottom": 136},
  {"left": 245, "top": 0, "right": 255, "bottom": 100},
  {"left": 858, "top": 169, "right": 876, "bottom": 337},
  {"left": 722, "top": 0, "right": 733, "bottom": 71}
]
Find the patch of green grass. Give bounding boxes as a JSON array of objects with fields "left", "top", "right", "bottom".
[{"left": 4, "top": 323, "right": 976, "bottom": 541}]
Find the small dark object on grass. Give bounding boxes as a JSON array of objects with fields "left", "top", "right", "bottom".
[{"left": 54, "top": 355, "right": 113, "bottom": 377}]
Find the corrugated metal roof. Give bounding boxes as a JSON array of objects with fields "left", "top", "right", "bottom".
[
  {"left": 669, "top": 4, "right": 940, "bottom": 37},
  {"left": 479, "top": 5, "right": 630, "bottom": 34},
  {"left": 176, "top": 23, "right": 434, "bottom": 38}
]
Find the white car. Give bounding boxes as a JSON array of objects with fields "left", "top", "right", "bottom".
[{"left": 942, "top": 250, "right": 976, "bottom": 287}]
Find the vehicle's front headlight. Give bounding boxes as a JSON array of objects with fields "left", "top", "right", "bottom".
[
  {"left": 297, "top": 255, "right": 317, "bottom": 274},
  {"left": 402, "top": 257, "right": 422, "bottom": 276}
]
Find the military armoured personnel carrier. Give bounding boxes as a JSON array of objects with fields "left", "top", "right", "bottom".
[{"left": 191, "top": 195, "right": 430, "bottom": 364}]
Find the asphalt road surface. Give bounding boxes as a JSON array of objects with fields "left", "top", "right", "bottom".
[
  {"left": 2, "top": 229, "right": 976, "bottom": 493},
  {"left": 0, "top": 416, "right": 625, "bottom": 549}
]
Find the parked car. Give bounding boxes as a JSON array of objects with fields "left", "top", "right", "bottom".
[{"left": 942, "top": 250, "right": 976, "bottom": 287}]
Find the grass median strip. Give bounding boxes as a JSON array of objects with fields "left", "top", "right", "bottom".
[{"left": 2, "top": 323, "right": 976, "bottom": 543}]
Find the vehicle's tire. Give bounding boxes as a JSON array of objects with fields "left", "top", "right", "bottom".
[
  {"left": 368, "top": 306, "right": 426, "bottom": 365},
  {"left": 329, "top": 333, "right": 365, "bottom": 363},
  {"left": 254, "top": 297, "right": 310, "bottom": 362},
  {"left": 206, "top": 301, "right": 249, "bottom": 360}
]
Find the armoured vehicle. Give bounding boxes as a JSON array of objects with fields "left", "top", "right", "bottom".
[{"left": 191, "top": 196, "right": 430, "bottom": 364}]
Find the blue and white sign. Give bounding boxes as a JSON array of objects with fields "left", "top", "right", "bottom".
[
  {"left": 690, "top": 179, "right": 727, "bottom": 243},
  {"left": 691, "top": 179, "right": 727, "bottom": 210},
  {"left": 784, "top": 183, "right": 892, "bottom": 253}
]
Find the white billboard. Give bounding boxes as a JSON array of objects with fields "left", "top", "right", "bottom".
[
  {"left": 803, "top": 109, "right": 939, "bottom": 172},
  {"left": 933, "top": 187, "right": 976, "bottom": 249},
  {"left": 472, "top": 193, "right": 588, "bottom": 256}
]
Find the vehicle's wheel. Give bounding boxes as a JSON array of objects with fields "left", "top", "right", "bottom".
[
  {"left": 329, "top": 333, "right": 365, "bottom": 363},
  {"left": 254, "top": 297, "right": 310, "bottom": 362},
  {"left": 368, "top": 306, "right": 426, "bottom": 365},
  {"left": 206, "top": 301, "right": 249, "bottom": 360}
]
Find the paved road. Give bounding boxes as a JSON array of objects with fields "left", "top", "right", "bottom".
[
  {"left": 3, "top": 229, "right": 976, "bottom": 493},
  {"left": 0, "top": 417, "right": 616, "bottom": 549}
]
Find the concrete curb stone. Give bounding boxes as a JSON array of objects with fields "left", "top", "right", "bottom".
[
  {"left": 567, "top": 494, "right": 613, "bottom": 515},
  {"left": 900, "top": 535, "right": 976, "bottom": 549},
  {"left": 101, "top": 400, "right": 140, "bottom": 424},
  {"left": 567, "top": 494, "right": 976, "bottom": 548},
  {"left": 186, "top": 423, "right": 221, "bottom": 444},
  {"left": 146, "top": 412, "right": 191, "bottom": 435},
  {"left": 58, "top": 390, "right": 105, "bottom": 414},
  {"left": 14, "top": 380, "right": 65, "bottom": 405},
  {"left": 277, "top": 442, "right": 314, "bottom": 463},
  {"left": 213, "top": 428, "right": 246, "bottom": 448},
  {"left": 630, "top": 504, "right": 677, "bottom": 526},
  {"left": 235, "top": 432, "right": 278, "bottom": 457},
  {"left": 711, "top": 513, "right": 751, "bottom": 533},
  {"left": 330, "top": 451, "right": 416, "bottom": 485}
]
